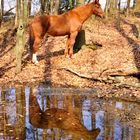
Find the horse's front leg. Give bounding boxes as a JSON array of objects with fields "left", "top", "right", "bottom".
[
  {"left": 69, "top": 31, "right": 78, "bottom": 58},
  {"left": 65, "top": 35, "right": 70, "bottom": 57},
  {"left": 32, "top": 37, "right": 42, "bottom": 64}
]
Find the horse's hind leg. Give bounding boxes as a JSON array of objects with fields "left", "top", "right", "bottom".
[{"left": 32, "top": 36, "right": 42, "bottom": 64}]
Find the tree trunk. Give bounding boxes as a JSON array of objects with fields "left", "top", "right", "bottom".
[
  {"left": 126, "top": 0, "right": 131, "bottom": 16},
  {"left": 23, "top": 0, "right": 29, "bottom": 25},
  {"left": 109, "top": 0, "right": 115, "bottom": 17},
  {"left": 28, "top": 0, "right": 32, "bottom": 16},
  {"left": 15, "top": 22, "right": 25, "bottom": 73},
  {"left": 50, "top": 0, "right": 54, "bottom": 14},
  {"left": 69, "top": 0, "right": 73, "bottom": 9},
  {"left": 114, "top": 0, "right": 118, "bottom": 9},
  {"left": 105, "top": 0, "right": 117, "bottom": 18},
  {"left": 48, "top": 0, "right": 60, "bottom": 15},
  {"left": 77, "top": 0, "right": 84, "bottom": 6},
  {"left": 53, "top": 0, "right": 60, "bottom": 15},
  {"left": 116, "top": 0, "right": 121, "bottom": 31},
  {"left": 40, "top": 0, "right": 47, "bottom": 14},
  {"left": 15, "top": 87, "right": 26, "bottom": 139},
  {"left": 15, "top": 0, "right": 28, "bottom": 73},
  {"left": 0, "top": 0, "right": 4, "bottom": 27},
  {"left": 105, "top": 0, "right": 110, "bottom": 18},
  {"left": 135, "top": 0, "right": 140, "bottom": 10},
  {"left": 15, "top": 0, "right": 19, "bottom": 27}
]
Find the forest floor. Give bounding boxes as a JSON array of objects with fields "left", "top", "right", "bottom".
[{"left": 0, "top": 15, "right": 140, "bottom": 102}]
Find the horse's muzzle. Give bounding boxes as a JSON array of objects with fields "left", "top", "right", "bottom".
[{"left": 100, "top": 13, "right": 105, "bottom": 18}]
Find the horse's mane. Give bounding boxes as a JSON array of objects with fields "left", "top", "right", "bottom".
[{"left": 71, "top": 2, "right": 94, "bottom": 13}]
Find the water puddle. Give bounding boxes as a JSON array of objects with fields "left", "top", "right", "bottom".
[{"left": 0, "top": 86, "right": 140, "bottom": 140}]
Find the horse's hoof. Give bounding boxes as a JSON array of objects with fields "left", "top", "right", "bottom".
[
  {"left": 64, "top": 54, "right": 69, "bottom": 58},
  {"left": 32, "top": 53, "right": 38, "bottom": 65},
  {"left": 69, "top": 54, "right": 73, "bottom": 59},
  {"left": 32, "top": 60, "right": 39, "bottom": 65}
]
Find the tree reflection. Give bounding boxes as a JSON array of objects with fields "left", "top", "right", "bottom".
[
  {"left": 0, "top": 87, "right": 139, "bottom": 140},
  {"left": 0, "top": 87, "right": 25, "bottom": 140},
  {"left": 29, "top": 87, "right": 100, "bottom": 140}
]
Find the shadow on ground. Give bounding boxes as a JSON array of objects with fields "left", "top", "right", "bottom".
[{"left": 116, "top": 19, "right": 140, "bottom": 78}]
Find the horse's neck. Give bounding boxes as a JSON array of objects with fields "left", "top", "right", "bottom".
[{"left": 73, "top": 3, "right": 94, "bottom": 23}]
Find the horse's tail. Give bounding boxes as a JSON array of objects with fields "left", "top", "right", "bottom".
[{"left": 29, "top": 23, "right": 34, "bottom": 55}]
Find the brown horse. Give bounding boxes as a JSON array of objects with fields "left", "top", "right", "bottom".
[{"left": 29, "top": 0, "right": 105, "bottom": 64}]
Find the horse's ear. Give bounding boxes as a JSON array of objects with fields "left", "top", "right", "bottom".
[{"left": 95, "top": 0, "right": 99, "bottom": 4}]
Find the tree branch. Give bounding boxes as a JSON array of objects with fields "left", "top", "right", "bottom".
[{"left": 4, "top": 7, "right": 15, "bottom": 16}]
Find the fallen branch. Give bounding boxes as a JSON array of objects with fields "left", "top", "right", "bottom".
[
  {"left": 58, "top": 67, "right": 102, "bottom": 82},
  {"left": 58, "top": 67, "right": 140, "bottom": 88}
]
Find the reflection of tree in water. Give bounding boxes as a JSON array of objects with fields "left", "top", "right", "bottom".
[
  {"left": 0, "top": 87, "right": 140, "bottom": 139},
  {"left": 0, "top": 87, "right": 26, "bottom": 140},
  {"left": 29, "top": 88, "right": 100, "bottom": 140}
]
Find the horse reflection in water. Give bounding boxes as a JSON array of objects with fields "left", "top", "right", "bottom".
[
  {"left": 29, "top": 89, "right": 100, "bottom": 140},
  {"left": 29, "top": 0, "right": 105, "bottom": 64}
]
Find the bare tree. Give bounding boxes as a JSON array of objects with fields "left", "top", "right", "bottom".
[
  {"left": 28, "top": 0, "right": 32, "bottom": 16},
  {"left": 105, "top": 0, "right": 118, "bottom": 18},
  {"left": 53, "top": 0, "right": 60, "bottom": 15},
  {"left": 15, "top": 0, "right": 29, "bottom": 73},
  {"left": 23, "top": 0, "right": 29, "bottom": 25},
  {"left": 40, "top": 0, "right": 47, "bottom": 14},
  {"left": 126, "top": 0, "right": 131, "bottom": 16},
  {"left": 116, "top": 0, "right": 121, "bottom": 31},
  {"left": 15, "top": 0, "right": 19, "bottom": 27},
  {"left": 105, "top": 0, "right": 110, "bottom": 18},
  {"left": 135, "top": 0, "right": 140, "bottom": 10},
  {"left": 77, "top": 0, "right": 84, "bottom": 6},
  {"left": 49, "top": 0, "right": 60, "bottom": 15},
  {"left": 0, "top": 0, "right": 4, "bottom": 27},
  {"left": 109, "top": 0, "right": 116, "bottom": 17}
]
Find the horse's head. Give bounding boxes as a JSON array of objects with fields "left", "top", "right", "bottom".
[{"left": 93, "top": 0, "right": 105, "bottom": 18}]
